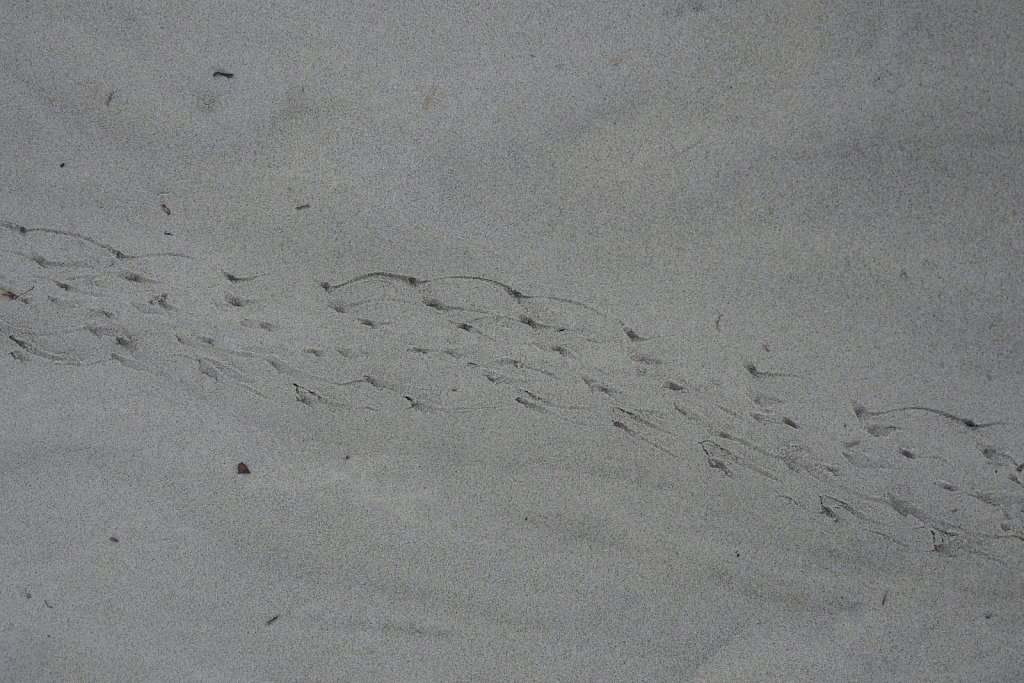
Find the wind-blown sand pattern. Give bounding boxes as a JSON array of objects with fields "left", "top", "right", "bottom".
[{"left": 5, "top": 217, "right": 1022, "bottom": 571}]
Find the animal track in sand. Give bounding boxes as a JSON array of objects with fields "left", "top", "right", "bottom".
[{"left": 2, "top": 217, "right": 1022, "bottom": 566}]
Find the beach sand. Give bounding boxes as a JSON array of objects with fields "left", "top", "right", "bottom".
[{"left": 2, "top": 2, "right": 1023, "bottom": 680}]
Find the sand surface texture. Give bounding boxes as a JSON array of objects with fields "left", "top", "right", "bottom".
[{"left": 2, "top": 2, "right": 1023, "bottom": 681}]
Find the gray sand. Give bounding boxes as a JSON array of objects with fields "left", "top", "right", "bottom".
[{"left": 2, "top": 2, "right": 1023, "bottom": 680}]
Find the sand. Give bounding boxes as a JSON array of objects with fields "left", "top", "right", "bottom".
[{"left": 2, "top": 2, "right": 1023, "bottom": 680}]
